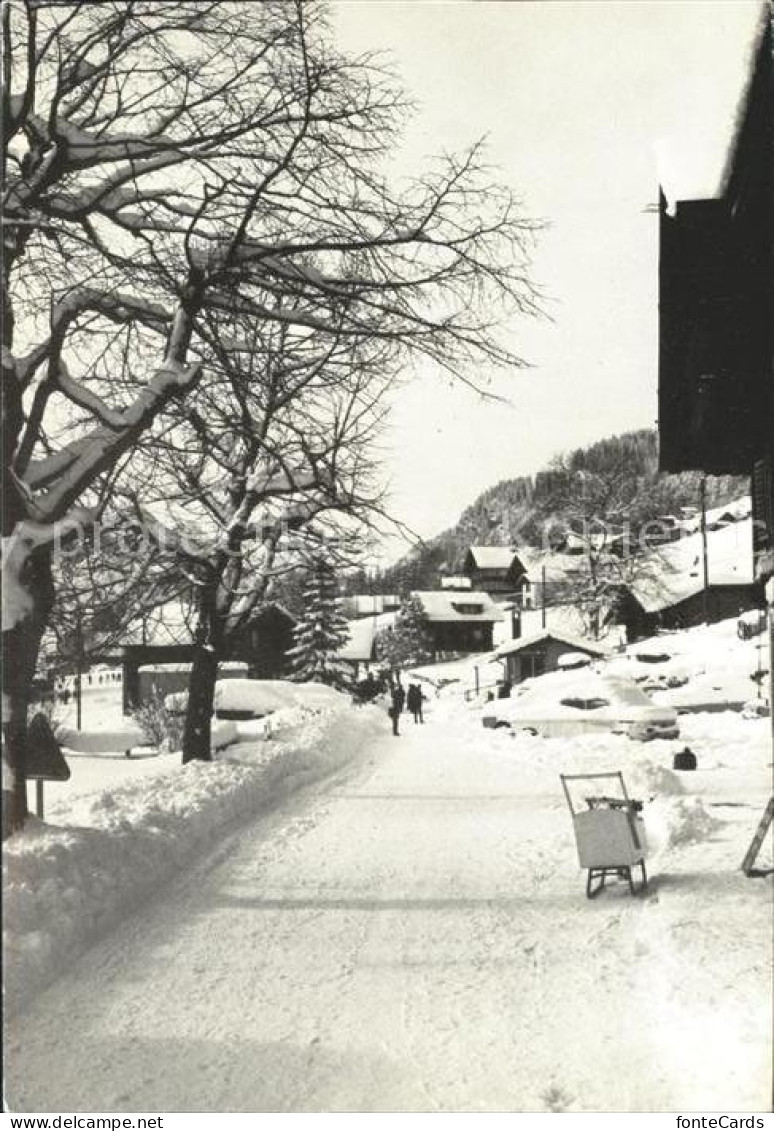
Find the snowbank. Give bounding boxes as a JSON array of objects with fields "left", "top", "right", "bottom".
[
  {"left": 630, "top": 759, "right": 686, "bottom": 798},
  {"left": 4, "top": 704, "right": 381, "bottom": 1015},
  {"left": 59, "top": 719, "right": 237, "bottom": 754},
  {"left": 647, "top": 794, "right": 721, "bottom": 852},
  {"left": 618, "top": 617, "right": 769, "bottom": 713},
  {"left": 59, "top": 722, "right": 148, "bottom": 754}
]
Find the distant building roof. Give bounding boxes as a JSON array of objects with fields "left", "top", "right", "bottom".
[
  {"left": 496, "top": 630, "right": 607, "bottom": 660},
  {"left": 627, "top": 516, "right": 756, "bottom": 613},
  {"left": 465, "top": 546, "right": 520, "bottom": 571},
  {"left": 413, "top": 590, "right": 505, "bottom": 623},
  {"left": 343, "top": 594, "right": 401, "bottom": 618},
  {"left": 441, "top": 576, "right": 473, "bottom": 590}
]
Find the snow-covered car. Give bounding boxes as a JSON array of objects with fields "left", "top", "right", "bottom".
[{"left": 481, "top": 670, "right": 679, "bottom": 741}]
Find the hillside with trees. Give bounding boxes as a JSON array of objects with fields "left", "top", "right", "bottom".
[{"left": 375, "top": 430, "right": 748, "bottom": 593}]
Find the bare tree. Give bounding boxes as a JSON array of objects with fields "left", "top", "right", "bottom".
[
  {"left": 541, "top": 455, "right": 667, "bottom": 638},
  {"left": 2, "top": 0, "right": 541, "bottom": 827},
  {"left": 129, "top": 301, "right": 396, "bottom": 762},
  {"left": 46, "top": 520, "right": 185, "bottom": 675}
]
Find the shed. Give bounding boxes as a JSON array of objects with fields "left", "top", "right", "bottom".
[{"left": 496, "top": 631, "right": 606, "bottom": 685}]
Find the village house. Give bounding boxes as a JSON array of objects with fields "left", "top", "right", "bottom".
[
  {"left": 336, "top": 588, "right": 504, "bottom": 674},
  {"left": 613, "top": 514, "right": 764, "bottom": 640},
  {"left": 462, "top": 546, "right": 532, "bottom": 605},
  {"left": 413, "top": 590, "right": 505, "bottom": 656}
]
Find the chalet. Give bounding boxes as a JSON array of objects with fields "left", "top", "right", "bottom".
[
  {"left": 413, "top": 590, "right": 504, "bottom": 656},
  {"left": 335, "top": 589, "right": 503, "bottom": 671},
  {"left": 463, "top": 546, "right": 531, "bottom": 604},
  {"left": 496, "top": 631, "right": 606, "bottom": 685}
]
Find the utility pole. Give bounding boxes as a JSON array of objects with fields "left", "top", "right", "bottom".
[
  {"left": 700, "top": 475, "right": 710, "bottom": 624},
  {"left": 541, "top": 565, "right": 547, "bottom": 629},
  {"left": 75, "top": 608, "right": 83, "bottom": 731}
]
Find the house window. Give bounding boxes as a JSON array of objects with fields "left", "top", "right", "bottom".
[
  {"left": 521, "top": 654, "right": 545, "bottom": 680},
  {"left": 452, "top": 603, "right": 483, "bottom": 615}
]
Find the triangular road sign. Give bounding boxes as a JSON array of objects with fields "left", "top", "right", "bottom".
[{"left": 26, "top": 714, "right": 71, "bottom": 782}]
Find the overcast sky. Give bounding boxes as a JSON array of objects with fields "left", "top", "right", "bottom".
[{"left": 332, "top": 0, "right": 763, "bottom": 562}]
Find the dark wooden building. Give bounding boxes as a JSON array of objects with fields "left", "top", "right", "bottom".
[
  {"left": 463, "top": 547, "right": 531, "bottom": 603},
  {"left": 614, "top": 582, "right": 764, "bottom": 642},
  {"left": 121, "top": 603, "right": 295, "bottom": 712},
  {"left": 657, "top": 15, "right": 772, "bottom": 738},
  {"left": 658, "top": 16, "right": 772, "bottom": 579}
]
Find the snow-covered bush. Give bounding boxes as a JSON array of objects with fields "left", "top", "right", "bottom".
[{"left": 131, "top": 691, "right": 184, "bottom": 753}]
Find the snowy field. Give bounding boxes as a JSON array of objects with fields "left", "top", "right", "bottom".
[{"left": 4, "top": 621, "right": 773, "bottom": 1112}]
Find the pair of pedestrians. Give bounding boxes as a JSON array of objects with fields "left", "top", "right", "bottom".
[{"left": 389, "top": 681, "right": 425, "bottom": 735}]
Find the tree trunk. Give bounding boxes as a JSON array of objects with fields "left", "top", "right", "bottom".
[
  {"left": 2, "top": 547, "right": 54, "bottom": 836},
  {"left": 181, "top": 642, "right": 219, "bottom": 763},
  {"left": 181, "top": 580, "right": 224, "bottom": 764}
]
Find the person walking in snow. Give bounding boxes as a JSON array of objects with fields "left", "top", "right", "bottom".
[
  {"left": 389, "top": 679, "right": 406, "bottom": 736},
  {"left": 407, "top": 683, "right": 424, "bottom": 724}
]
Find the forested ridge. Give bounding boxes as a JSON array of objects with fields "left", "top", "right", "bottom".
[{"left": 361, "top": 430, "right": 747, "bottom": 593}]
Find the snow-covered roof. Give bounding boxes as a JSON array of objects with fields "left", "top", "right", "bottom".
[
  {"left": 655, "top": 9, "right": 765, "bottom": 214},
  {"left": 138, "top": 661, "right": 247, "bottom": 674},
  {"left": 629, "top": 517, "right": 755, "bottom": 613},
  {"left": 441, "top": 576, "right": 473, "bottom": 590},
  {"left": 336, "top": 612, "right": 396, "bottom": 662},
  {"left": 496, "top": 630, "right": 607, "bottom": 660},
  {"left": 672, "top": 496, "right": 752, "bottom": 536},
  {"left": 413, "top": 590, "right": 504, "bottom": 623},
  {"left": 466, "top": 546, "right": 520, "bottom": 571}
]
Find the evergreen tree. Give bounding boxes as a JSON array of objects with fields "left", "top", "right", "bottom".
[
  {"left": 287, "top": 561, "right": 351, "bottom": 686},
  {"left": 375, "top": 595, "right": 434, "bottom": 670}
]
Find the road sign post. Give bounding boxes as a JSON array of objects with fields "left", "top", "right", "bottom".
[{"left": 26, "top": 714, "right": 71, "bottom": 821}]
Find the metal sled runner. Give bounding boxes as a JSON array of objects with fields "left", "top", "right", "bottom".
[{"left": 560, "top": 772, "right": 648, "bottom": 898}]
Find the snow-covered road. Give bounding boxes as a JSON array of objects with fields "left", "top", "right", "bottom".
[{"left": 5, "top": 706, "right": 771, "bottom": 1112}]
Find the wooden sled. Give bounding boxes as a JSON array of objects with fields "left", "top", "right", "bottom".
[{"left": 561, "top": 772, "right": 649, "bottom": 899}]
